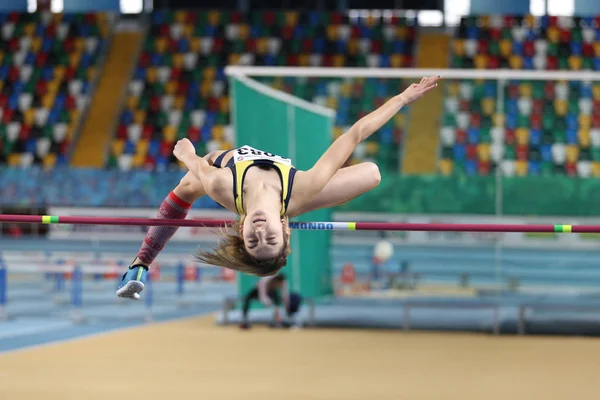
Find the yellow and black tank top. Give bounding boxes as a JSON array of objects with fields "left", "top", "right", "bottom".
[{"left": 213, "top": 145, "right": 297, "bottom": 216}]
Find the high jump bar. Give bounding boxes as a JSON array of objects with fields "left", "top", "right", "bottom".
[{"left": 0, "top": 214, "right": 598, "bottom": 233}]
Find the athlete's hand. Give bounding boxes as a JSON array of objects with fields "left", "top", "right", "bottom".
[
  {"left": 173, "top": 138, "right": 196, "bottom": 162},
  {"left": 398, "top": 76, "right": 441, "bottom": 106}
]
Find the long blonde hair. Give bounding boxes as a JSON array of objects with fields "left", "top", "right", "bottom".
[{"left": 195, "top": 217, "right": 291, "bottom": 277}]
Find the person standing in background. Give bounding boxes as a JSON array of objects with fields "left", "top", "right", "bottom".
[{"left": 240, "top": 273, "right": 302, "bottom": 329}]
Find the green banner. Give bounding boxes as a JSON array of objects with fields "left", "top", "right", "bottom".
[
  {"left": 231, "top": 75, "right": 334, "bottom": 302},
  {"left": 336, "top": 174, "right": 600, "bottom": 216}
]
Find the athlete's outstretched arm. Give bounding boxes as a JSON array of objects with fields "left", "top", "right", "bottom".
[{"left": 295, "top": 76, "right": 440, "bottom": 197}]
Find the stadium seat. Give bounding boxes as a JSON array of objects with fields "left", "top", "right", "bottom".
[
  {"left": 115, "top": 11, "right": 417, "bottom": 171},
  {"left": 0, "top": 11, "right": 108, "bottom": 165},
  {"left": 444, "top": 15, "right": 600, "bottom": 176}
]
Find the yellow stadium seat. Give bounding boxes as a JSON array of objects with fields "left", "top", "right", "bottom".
[
  {"left": 146, "top": 68, "right": 157, "bottom": 84},
  {"left": 494, "top": 113, "right": 505, "bottom": 127},
  {"left": 481, "top": 98, "right": 495, "bottom": 116},
  {"left": 333, "top": 127, "right": 344, "bottom": 139},
  {"left": 270, "top": 78, "right": 284, "bottom": 91},
  {"left": 136, "top": 139, "right": 149, "bottom": 156},
  {"left": 112, "top": 139, "right": 124, "bottom": 156},
  {"left": 394, "top": 114, "right": 405, "bottom": 128},
  {"left": 452, "top": 40, "right": 465, "bottom": 56},
  {"left": 256, "top": 38, "right": 268, "bottom": 55},
  {"left": 446, "top": 82, "right": 459, "bottom": 97},
  {"left": 390, "top": 55, "right": 404, "bottom": 68},
  {"left": 207, "top": 10, "right": 221, "bottom": 26},
  {"left": 516, "top": 128, "right": 529, "bottom": 145},
  {"left": 519, "top": 83, "right": 532, "bottom": 98},
  {"left": 594, "top": 43, "right": 600, "bottom": 57},
  {"left": 134, "top": 110, "right": 146, "bottom": 125},
  {"left": 474, "top": 54, "right": 488, "bottom": 69},
  {"left": 165, "top": 81, "right": 177, "bottom": 95},
  {"left": 43, "top": 153, "right": 57, "bottom": 169},
  {"left": 525, "top": 15, "right": 535, "bottom": 28},
  {"left": 155, "top": 37, "right": 167, "bottom": 54},
  {"left": 284, "top": 11, "right": 299, "bottom": 26},
  {"left": 579, "top": 115, "right": 592, "bottom": 130},
  {"left": 547, "top": 26, "right": 560, "bottom": 43},
  {"left": 212, "top": 125, "right": 224, "bottom": 140},
  {"left": 203, "top": 67, "right": 216, "bottom": 81},
  {"left": 200, "top": 81, "right": 212, "bottom": 98},
  {"left": 70, "top": 109, "right": 79, "bottom": 122},
  {"left": 569, "top": 56, "right": 583, "bottom": 70},
  {"left": 228, "top": 54, "right": 241, "bottom": 65},
  {"left": 183, "top": 24, "right": 194, "bottom": 39},
  {"left": 396, "top": 27, "right": 407, "bottom": 40},
  {"left": 333, "top": 55, "right": 345, "bottom": 67},
  {"left": 24, "top": 23, "right": 36, "bottom": 36},
  {"left": 479, "top": 16, "right": 490, "bottom": 28},
  {"left": 327, "top": 26, "right": 337, "bottom": 41},
  {"left": 438, "top": 159, "right": 453, "bottom": 176},
  {"left": 509, "top": 55, "right": 523, "bottom": 69},
  {"left": 42, "top": 93, "right": 55, "bottom": 109},
  {"left": 220, "top": 140, "right": 234, "bottom": 150},
  {"left": 173, "top": 95, "right": 185, "bottom": 110},
  {"left": 366, "top": 15, "right": 377, "bottom": 27},
  {"left": 7, "top": 154, "right": 20, "bottom": 166},
  {"left": 500, "top": 40, "right": 512, "bottom": 57},
  {"left": 477, "top": 143, "right": 491, "bottom": 162},
  {"left": 566, "top": 145, "right": 579, "bottom": 163},
  {"left": 515, "top": 160, "right": 528, "bottom": 176},
  {"left": 592, "top": 162, "right": 600, "bottom": 177},
  {"left": 340, "top": 82, "right": 352, "bottom": 97},
  {"left": 31, "top": 37, "right": 42, "bottom": 53},
  {"left": 54, "top": 66, "right": 65, "bottom": 80},
  {"left": 172, "top": 54, "right": 183, "bottom": 69},
  {"left": 73, "top": 38, "right": 84, "bottom": 52},
  {"left": 163, "top": 126, "right": 176, "bottom": 142},
  {"left": 24, "top": 109, "right": 35, "bottom": 125},
  {"left": 347, "top": 39, "right": 358, "bottom": 55},
  {"left": 579, "top": 129, "right": 591, "bottom": 147},
  {"left": 220, "top": 97, "right": 230, "bottom": 113},
  {"left": 554, "top": 99, "right": 567, "bottom": 116},
  {"left": 238, "top": 24, "right": 250, "bottom": 40},
  {"left": 366, "top": 141, "right": 379, "bottom": 156},
  {"left": 326, "top": 96, "right": 338, "bottom": 110},
  {"left": 593, "top": 84, "right": 600, "bottom": 101},
  {"left": 127, "top": 95, "right": 139, "bottom": 110},
  {"left": 298, "top": 54, "right": 310, "bottom": 66},
  {"left": 190, "top": 38, "right": 201, "bottom": 53},
  {"left": 174, "top": 10, "right": 186, "bottom": 23},
  {"left": 68, "top": 53, "right": 81, "bottom": 68},
  {"left": 132, "top": 153, "right": 146, "bottom": 168}
]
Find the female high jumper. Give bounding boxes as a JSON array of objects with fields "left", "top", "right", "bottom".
[{"left": 117, "top": 76, "right": 440, "bottom": 299}]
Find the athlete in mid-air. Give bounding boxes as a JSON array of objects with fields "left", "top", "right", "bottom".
[{"left": 117, "top": 76, "right": 441, "bottom": 299}]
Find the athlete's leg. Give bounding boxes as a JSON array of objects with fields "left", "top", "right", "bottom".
[
  {"left": 292, "top": 162, "right": 381, "bottom": 215},
  {"left": 241, "top": 288, "right": 259, "bottom": 329},
  {"left": 117, "top": 152, "right": 222, "bottom": 299},
  {"left": 131, "top": 151, "right": 225, "bottom": 267}
]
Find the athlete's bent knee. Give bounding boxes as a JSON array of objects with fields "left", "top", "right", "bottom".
[
  {"left": 364, "top": 162, "right": 381, "bottom": 188},
  {"left": 175, "top": 173, "right": 205, "bottom": 201}
]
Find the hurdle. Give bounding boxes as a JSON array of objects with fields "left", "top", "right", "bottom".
[{"left": 0, "top": 261, "right": 155, "bottom": 323}]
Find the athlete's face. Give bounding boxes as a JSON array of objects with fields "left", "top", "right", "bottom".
[{"left": 241, "top": 211, "right": 286, "bottom": 259}]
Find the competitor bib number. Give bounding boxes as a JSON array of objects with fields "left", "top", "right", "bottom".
[{"left": 234, "top": 145, "right": 293, "bottom": 166}]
